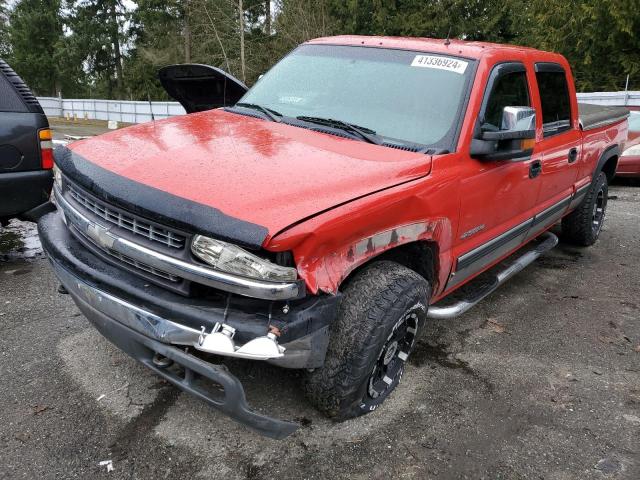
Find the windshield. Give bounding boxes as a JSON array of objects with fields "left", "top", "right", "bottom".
[{"left": 238, "top": 44, "right": 475, "bottom": 148}]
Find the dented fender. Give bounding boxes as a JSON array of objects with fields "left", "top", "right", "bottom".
[
  {"left": 301, "top": 221, "right": 440, "bottom": 294},
  {"left": 266, "top": 162, "right": 461, "bottom": 297}
]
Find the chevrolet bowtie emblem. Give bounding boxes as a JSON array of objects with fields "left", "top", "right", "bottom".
[{"left": 86, "top": 222, "right": 116, "bottom": 250}]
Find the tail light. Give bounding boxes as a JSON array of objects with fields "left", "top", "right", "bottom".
[{"left": 39, "top": 128, "right": 54, "bottom": 169}]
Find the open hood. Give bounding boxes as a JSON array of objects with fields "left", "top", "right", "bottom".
[{"left": 158, "top": 64, "right": 248, "bottom": 113}]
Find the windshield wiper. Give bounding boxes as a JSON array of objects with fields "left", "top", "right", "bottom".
[
  {"left": 296, "top": 116, "right": 383, "bottom": 145},
  {"left": 235, "top": 102, "right": 282, "bottom": 122}
]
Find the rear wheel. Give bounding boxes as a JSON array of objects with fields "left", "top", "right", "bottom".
[
  {"left": 303, "top": 261, "right": 430, "bottom": 420},
  {"left": 562, "top": 172, "right": 608, "bottom": 246}
]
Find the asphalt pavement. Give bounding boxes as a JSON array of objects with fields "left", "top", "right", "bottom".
[{"left": 0, "top": 175, "right": 638, "bottom": 479}]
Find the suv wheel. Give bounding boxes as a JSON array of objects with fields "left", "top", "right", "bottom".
[
  {"left": 303, "top": 261, "right": 430, "bottom": 420},
  {"left": 562, "top": 172, "right": 608, "bottom": 246}
]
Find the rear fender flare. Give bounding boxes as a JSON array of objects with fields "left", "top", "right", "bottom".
[{"left": 594, "top": 144, "right": 620, "bottom": 181}]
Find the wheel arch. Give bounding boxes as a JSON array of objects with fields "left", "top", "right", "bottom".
[
  {"left": 283, "top": 217, "right": 452, "bottom": 297},
  {"left": 338, "top": 239, "right": 439, "bottom": 292},
  {"left": 595, "top": 144, "right": 620, "bottom": 182}
]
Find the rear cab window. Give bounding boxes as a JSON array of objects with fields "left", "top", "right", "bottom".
[{"left": 534, "top": 62, "right": 572, "bottom": 137}]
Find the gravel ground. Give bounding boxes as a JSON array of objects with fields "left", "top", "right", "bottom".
[{"left": 0, "top": 180, "right": 638, "bottom": 480}]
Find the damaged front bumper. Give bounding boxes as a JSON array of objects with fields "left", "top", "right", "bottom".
[
  {"left": 55, "top": 261, "right": 298, "bottom": 438},
  {"left": 39, "top": 210, "right": 340, "bottom": 438}
]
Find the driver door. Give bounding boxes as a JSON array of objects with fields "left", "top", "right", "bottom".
[{"left": 447, "top": 61, "right": 541, "bottom": 291}]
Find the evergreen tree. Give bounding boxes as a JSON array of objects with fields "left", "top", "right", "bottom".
[
  {"left": 513, "top": 0, "right": 640, "bottom": 91},
  {"left": 4, "top": 0, "right": 640, "bottom": 100},
  {"left": 67, "top": 0, "right": 128, "bottom": 98},
  {"left": 326, "top": 0, "right": 517, "bottom": 42},
  {"left": 8, "top": 0, "right": 67, "bottom": 95},
  {"left": 0, "top": 0, "right": 10, "bottom": 57},
  {"left": 326, "top": 0, "right": 639, "bottom": 91},
  {"left": 124, "top": 0, "right": 187, "bottom": 99}
]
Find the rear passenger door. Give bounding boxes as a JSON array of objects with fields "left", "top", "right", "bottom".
[{"left": 527, "top": 62, "right": 581, "bottom": 237}]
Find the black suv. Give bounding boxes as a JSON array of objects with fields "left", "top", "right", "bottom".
[{"left": 0, "top": 59, "right": 53, "bottom": 224}]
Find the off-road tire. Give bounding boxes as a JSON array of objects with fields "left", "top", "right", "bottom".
[
  {"left": 303, "top": 261, "right": 430, "bottom": 421},
  {"left": 562, "top": 172, "right": 608, "bottom": 246}
]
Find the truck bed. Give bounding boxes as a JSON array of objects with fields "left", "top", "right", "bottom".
[{"left": 578, "top": 103, "right": 629, "bottom": 131}]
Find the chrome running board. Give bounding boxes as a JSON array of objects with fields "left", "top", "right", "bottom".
[{"left": 427, "top": 232, "right": 559, "bottom": 320}]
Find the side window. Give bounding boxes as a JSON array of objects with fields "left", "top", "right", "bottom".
[
  {"left": 535, "top": 66, "right": 571, "bottom": 137},
  {"left": 483, "top": 71, "right": 530, "bottom": 130}
]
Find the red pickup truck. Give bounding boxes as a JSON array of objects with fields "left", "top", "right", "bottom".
[{"left": 38, "top": 36, "right": 628, "bottom": 438}]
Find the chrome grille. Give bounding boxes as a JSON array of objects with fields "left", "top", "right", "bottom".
[
  {"left": 68, "top": 186, "right": 186, "bottom": 249},
  {"left": 109, "top": 250, "right": 181, "bottom": 282},
  {"left": 73, "top": 226, "right": 181, "bottom": 283}
]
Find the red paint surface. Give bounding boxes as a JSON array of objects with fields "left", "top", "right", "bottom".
[
  {"left": 617, "top": 156, "right": 640, "bottom": 177},
  {"left": 68, "top": 110, "right": 431, "bottom": 239},
  {"left": 66, "top": 37, "right": 628, "bottom": 300}
]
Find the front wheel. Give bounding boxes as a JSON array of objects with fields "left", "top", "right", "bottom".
[
  {"left": 303, "top": 261, "right": 430, "bottom": 420},
  {"left": 562, "top": 172, "right": 608, "bottom": 246}
]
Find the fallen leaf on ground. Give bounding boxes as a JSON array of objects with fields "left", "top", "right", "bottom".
[
  {"left": 32, "top": 405, "right": 49, "bottom": 415},
  {"left": 485, "top": 319, "right": 506, "bottom": 333},
  {"left": 14, "top": 432, "right": 30, "bottom": 443}
]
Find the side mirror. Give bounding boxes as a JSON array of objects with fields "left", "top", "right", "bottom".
[{"left": 470, "top": 106, "right": 536, "bottom": 161}]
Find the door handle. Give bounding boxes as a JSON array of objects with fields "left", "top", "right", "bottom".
[
  {"left": 568, "top": 147, "right": 579, "bottom": 163},
  {"left": 529, "top": 160, "right": 542, "bottom": 179}
]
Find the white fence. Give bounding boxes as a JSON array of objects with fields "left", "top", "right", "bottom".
[
  {"left": 576, "top": 91, "right": 640, "bottom": 106},
  {"left": 37, "top": 96, "right": 186, "bottom": 123},
  {"left": 36, "top": 91, "right": 640, "bottom": 125}
]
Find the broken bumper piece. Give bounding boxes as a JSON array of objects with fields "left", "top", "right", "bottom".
[
  {"left": 52, "top": 254, "right": 287, "bottom": 362},
  {"left": 51, "top": 259, "right": 299, "bottom": 439},
  {"left": 195, "top": 323, "right": 286, "bottom": 359},
  {"left": 38, "top": 210, "right": 342, "bottom": 436},
  {"left": 38, "top": 210, "right": 338, "bottom": 369}
]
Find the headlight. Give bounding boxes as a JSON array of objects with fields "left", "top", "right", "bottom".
[
  {"left": 191, "top": 235, "right": 297, "bottom": 282},
  {"left": 622, "top": 144, "right": 640, "bottom": 157},
  {"left": 53, "top": 164, "right": 62, "bottom": 189}
]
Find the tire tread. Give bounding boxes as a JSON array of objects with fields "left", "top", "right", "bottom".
[
  {"left": 303, "top": 261, "right": 430, "bottom": 420},
  {"left": 562, "top": 172, "right": 607, "bottom": 246}
]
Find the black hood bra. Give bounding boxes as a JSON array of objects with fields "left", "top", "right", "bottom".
[{"left": 54, "top": 146, "right": 269, "bottom": 250}]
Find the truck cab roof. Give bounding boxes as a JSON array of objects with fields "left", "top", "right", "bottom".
[{"left": 306, "top": 35, "right": 562, "bottom": 62}]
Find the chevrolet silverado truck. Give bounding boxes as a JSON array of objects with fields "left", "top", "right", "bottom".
[
  {"left": 0, "top": 59, "right": 54, "bottom": 224},
  {"left": 37, "top": 36, "right": 629, "bottom": 439}
]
